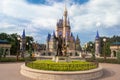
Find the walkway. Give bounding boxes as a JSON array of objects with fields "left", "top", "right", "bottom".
[
  {"left": 0, "top": 62, "right": 120, "bottom": 80},
  {"left": 0, "top": 62, "right": 30, "bottom": 80},
  {"left": 97, "top": 63, "right": 120, "bottom": 80}
]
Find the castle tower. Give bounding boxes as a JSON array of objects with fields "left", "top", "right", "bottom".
[
  {"left": 46, "top": 5, "right": 81, "bottom": 56},
  {"left": 75, "top": 35, "right": 81, "bottom": 51},
  {"left": 63, "top": 5, "right": 67, "bottom": 39},
  {"left": 22, "top": 29, "right": 26, "bottom": 55},
  {"left": 95, "top": 30, "right": 100, "bottom": 57},
  {"left": 63, "top": 6, "right": 71, "bottom": 45},
  {"left": 49, "top": 31, "right": 56, "bottom": 52},
  {"left": 46, "top": 33, "right": 51, "bottom": 51},
  {"left": 56, "top": 18, "right": 63, "bottom": 37},
  {"left": 69, "top": 33, "right": 75, "bottom": 50}
]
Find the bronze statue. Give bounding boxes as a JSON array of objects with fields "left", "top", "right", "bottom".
[
  {"left": 56, "top": 35, "right": 63, "bottom": 56},
  {"left": 62, "top": 44, "right": 67, "bottom": 56}
]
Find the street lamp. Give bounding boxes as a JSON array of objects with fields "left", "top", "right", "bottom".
[
  {"left": 26, "top": 42, "right": 29, "bottom": 45},
  {"left": 17, "top": 36, "right": 21, "bottom": 61},
  {"left": 84, "top": 43, "right": 87, "bottom": 54},
  {"left": 103, "top": 38, "right": 107, "bottom": 61},
  {"left": 90, "top": 43, "right": 95, "bottom": 60}
]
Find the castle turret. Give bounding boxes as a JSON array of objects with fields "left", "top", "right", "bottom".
[
  {"left": 63, "top": 6, "right": 67, "bottom": 38},
  {"left": 75, "top": 35, "right": 81, "bottom": 51},
  {"left": 22, "top": 29, "right": 26, "bottom": 52},
  {"left": 49, "top": 31, "right": 56, "bottom": 52},
  {"left": 95, "top": 30, "right": 101, "bottom": 57},
  {"left": 63, "top": 6, "right": 71, "bottom": 45},
  {"left": 56, "top": 19, "right": 63, "bottom": 37},
  {"left": 46, "top": 33, "right": 51, "bottom": 51}
]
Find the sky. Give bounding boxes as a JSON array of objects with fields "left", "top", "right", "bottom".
[{"left": 0, "top": 0, "right": 120, "bottom": 45}]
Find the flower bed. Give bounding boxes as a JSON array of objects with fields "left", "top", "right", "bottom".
[{"left": 26, "top": 60, "right": 97, "bottom": 71}]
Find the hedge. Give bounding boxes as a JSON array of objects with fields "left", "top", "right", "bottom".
[
  {"left": 117, "top": 50, "right": 120, "bottom": 63},
  {"left": 0, "top": 57, "right": 35, "bottom": 62},
  {"left": 26, "top": 60, "right": 97, "bottom": 71},
  {"left": 86, "top": 58, "right": 120, "bottom": 64}
]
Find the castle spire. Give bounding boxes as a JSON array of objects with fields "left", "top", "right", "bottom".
[
  {"left": 63, "top": 3, "right": 67, "bottom": 27},
  {"left": 22, "top": 29, "right": 25, "bottom": 39},
  {"left": 95, "top": 30, "right": 100, "bottom": 57},
  {"left": 64, "top": 2, "right": 67, "bottom": 17},
  {"left": 63, "top": 3, "right": 68, "bottom": 38},
  {"left": 95, "top": 30, "right": 99, "bottom": 40},
  {"left": 76, "top": 35, "right": 80, "bottom": 41},
  {"left": 68, "top": 17, "right": 70, "bottom": 26}
]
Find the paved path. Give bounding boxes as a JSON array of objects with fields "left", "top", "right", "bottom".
[
  {"left": 97, "top": 63, "right": 120, "bottom": 80},
  {"left": 0, "top": 62, "right": 30, "bottom": 80},
  {"left": 0, "top": 62, "right": 120, "bottom": 80}
]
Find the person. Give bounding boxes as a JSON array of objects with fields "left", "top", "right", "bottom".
[{"left": 56, "top": 35, "right": 63, "bottom": 56}]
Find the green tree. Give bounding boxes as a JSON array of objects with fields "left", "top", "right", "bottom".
[
  {"left": 26, "top": 36, "right": 34, "bottom": 51},
  {"left": 0, "top": 48, "right": 4, "bottom": 59},
  {"left": 0, "top": 33, "right": 8, "bottom": 40},
  {"left": 117, "top": 50, "right": 120, "bottom": 63},
  {"left": 0, "top": 32, "right": 35, "bottom": 57},
  {"left": 100, "top": 37, "right": 111, "bottom": 57},
  {"left": 86, "top": 41, "right": 95, "bottom": 52},
  {"left": 9, "top": 33, "right": 19, "bottom": 55}
]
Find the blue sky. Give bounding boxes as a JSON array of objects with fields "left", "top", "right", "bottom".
[{"left": 0, "top": 0, "right": 120, "bottom": 45}]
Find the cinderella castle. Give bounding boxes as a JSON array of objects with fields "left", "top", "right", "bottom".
[{"left": 46, "top": 6, "right": 81, "bottom": 55}]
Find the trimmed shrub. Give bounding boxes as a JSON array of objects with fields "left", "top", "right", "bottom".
[
  {"left": 0, "top": 57, "right": 35, "bottom": 62},
  {"left": 86, "top": 58, "right": 119, "bottom": 64},
  {"left": 117, "top": 50, "right": 120, "bottom": 63},
  {"left": 26, "top": 60, "right": 97, "bottom": 71}
]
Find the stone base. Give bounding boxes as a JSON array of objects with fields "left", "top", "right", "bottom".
[
  {"left": 52, "top": 56, "right": 71, "bottom": 62},
  {"left": 21, "top": 64, "right": 103, "bottom": 80}
]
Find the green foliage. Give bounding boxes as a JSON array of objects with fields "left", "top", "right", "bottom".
[
  {"left": 100, "top": 36, "right": 120, "bottom": 56},
  {"left": 26, "top": 36, "right": 34, "bottom": 51},
  {"left": 26, "top": 60, "right": 97, "bottom": 71},
  {"left": 86, "top": 58, "right": 119, "bottom": 64},
  {"left": 0, "top": 57, "right": 35, "bottom": 62},
  {"left": 0, "top": 48, "right": 4, "bottom": 59},
  {"left": 117, "top": 50, "right": 120, "bottom": 63},
  {"left": 0, "top": 33, "right": 34, "bottom": 55},
  {"left": 0, "top": 33, "right": 9, "bottom": 40},
  {"left": 86, "top": 41, "right": 95, "bottom": 52}
]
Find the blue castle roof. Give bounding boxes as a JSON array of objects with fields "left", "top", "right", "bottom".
[
  {"left": 0, "top": 40, "right": 9, "bottom": 44},
  {"left": 95, "top": 30, "right": 100, "bottom": 40},
  {"left": 47, "top": 33, "right": 51, "bottom": 41},
  {"left": 112, "top": 42, "right": 120, "bottom": 45},
  {"left": 22, "top": 29, "right": 25, "bottom": 39}
]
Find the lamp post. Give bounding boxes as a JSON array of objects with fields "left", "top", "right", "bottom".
[
  {"left": 103, "top": 38, "right": 107, "bottom": 61},
  {"left": 86, "top": 43, "right": 88, "bottom": 54},
  {"left": 17, "top": 36, "right": 21, "bottom": 61},
  {"left": 90, "top": 43, "right": 95, "bottom": 60}
]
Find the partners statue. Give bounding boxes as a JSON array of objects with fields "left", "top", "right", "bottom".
[
  {"left": 56, "top": 35, "right": 63, "bottom": 56},
  {"left": 62, "top": 44, "right": 67, "bottom": 56}
]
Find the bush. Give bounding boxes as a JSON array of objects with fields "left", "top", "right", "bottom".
[
  {"left": 0, "top": 57, "right": 36, "bottom": 62},
  {"left": 0, "top": 57, "right": 17, "bottom": 62},
  {"left": 117, "top": 50, "right": 120, "bottom": 63},
  {"left": 26, "top": 60, "right": 97, "bottom": 71},
  {"left": 86, "top": 58, "right": 119, "bottom": 64}
]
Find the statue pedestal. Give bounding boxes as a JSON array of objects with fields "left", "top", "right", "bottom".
[{"left": 52, "top": 56, "right": 71, "bottom": 62}]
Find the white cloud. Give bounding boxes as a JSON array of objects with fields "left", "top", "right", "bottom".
[
  {"left": 0, "top": 0, "right": 120, "bottom": 43},
  {"left": 68, "top": 0, "right": 120, "bottom": 32}
]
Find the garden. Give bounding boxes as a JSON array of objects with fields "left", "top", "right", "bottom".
[{"left": 26, "top": 60, "right": 98, "bottom": 71}]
